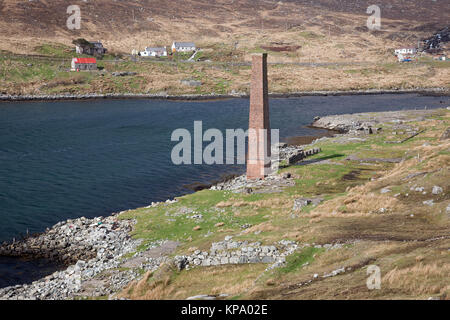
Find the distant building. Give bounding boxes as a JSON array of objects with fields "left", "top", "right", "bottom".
[
  {"left": 171, "top": 42, "right": 196, "bottom": 53},
  {"left": 75, "top": 41, "right": 107, "bottom": 56},
  {"left": 394, "top": 47, "right": 417, "bottom": 56},
  {"left": 71, "top": 57, "right": 97, "bottom": 71},
  {"left": 394, "top": 47, "right": 417, "bottom": 62},
  {"left": 396, "top": 53, "right": 413, "bottom": 62},
  {"left": 140, "top": 47, "right": 168, "bottom": 57}
]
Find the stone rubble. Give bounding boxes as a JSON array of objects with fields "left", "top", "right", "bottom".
[
  {"left": 173, "top": 237, "right": 345, "bottom": 273},
  {"left": 210, "top": 144, "right": 321, "bottom": 193},
  {"left": 432, "top": 186, "right": 443, "bottom": 195},
  {"left": 0, "top": 214, "right": 143, "bottom": 300},
  {"left": 292, "top": 197, "right": 324, "bottom": 211},
  {"left": 174, "top": 237, "right": 299, "bottom": 271}
]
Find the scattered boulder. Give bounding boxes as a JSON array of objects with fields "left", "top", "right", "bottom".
[
  {"left": 293, "top": 198, "right": 312, "bottom": 211},
  {"left": 180, "top": 79, "right": 202, "bottom": 87},
  {"left": 380, "top": 187, "right": 391, "bottom": 194},
  {"left": 111, "top": 71, "right": 137, "bottom": 77},
  {"left": 439, "top": 128, "right": 450, "bottom": 140},
  {"left": 282, "top": 172, "right": 292, "bottom": 179},
  {"left": 432, "top": 186, "right": 443, "bottom": 195},
  {"left": 292, "top": 197, "right": 324, "bottom": 211}
]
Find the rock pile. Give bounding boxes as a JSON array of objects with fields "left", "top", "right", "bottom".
[
  {"left": 0, "top": 214, "right": 142, "bottom": 300},
  {"left": 292, "top": 197, "right": 323, "bottom": 211},
  {"left": 422, "top": 26, "right": 450, "bottom": 52},
  {"left": 211, "top": 174, "right": 295, "bottom": 192},
  {"left": 111, "top": 71, "right": 137, "bottom": 77},
  {"left": 311, "top": 116, "right": 380, "bottom": 134},
  {"left": 0, "top": 214, "right": 136, "bottom": 265},
  {"left": 211, "top": 144, "right": 322, "bottom": 192}
]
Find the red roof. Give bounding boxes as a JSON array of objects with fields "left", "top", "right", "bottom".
[{"left": 72, "top": 57, "right": 97, "bottom": 64}]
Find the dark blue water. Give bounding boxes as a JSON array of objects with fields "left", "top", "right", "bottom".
[
  {"left": 0, "top": 256, "right": 64, "bottom": 289},
  {"left": 0, "top": 94, "right": 448, "bottom": 288},
  {"left": 0, "top": 94, "right": 448, "bottom": 243}
]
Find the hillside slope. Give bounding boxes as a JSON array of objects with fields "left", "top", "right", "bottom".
[{"left": 0, "top": 0, "right": 449, "bottom": 61}]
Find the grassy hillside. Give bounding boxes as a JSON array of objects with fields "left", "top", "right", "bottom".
[
  {"left": 0, "top": 0, "right": 448, "bottom": 59},
  {"left": 0, "top": 43, "right": 449, "bottom": 95},
  {"left": 0, "top": 1, "right": 449, "bottom": 95}
]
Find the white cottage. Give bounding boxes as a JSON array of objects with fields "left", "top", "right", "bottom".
[
  {"left": 394, "top": 47, "right": 417, "bottom": 56},
  {"left": 140, "top": 47, "right": 167, "bottom": 57},
  {"left": 171, "top": 42, "right": 196, "bottom": 53}
]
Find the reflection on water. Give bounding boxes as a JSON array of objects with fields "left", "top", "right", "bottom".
[{"left": 0, "top": 256, "right": 64, "bottom": 289}]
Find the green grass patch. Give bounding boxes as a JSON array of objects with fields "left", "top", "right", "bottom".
[
  {"left": 35, "top": 43, "right": 73, "bottom": 58},
  {"left": 278, "top": 246, "right": 324, "bottom": 274},
  {"left": 119, "top": 189, "right": 269, "bottom": 249},
  {"left": 298, "top": 31, "right": 324, "bottom": 39}
]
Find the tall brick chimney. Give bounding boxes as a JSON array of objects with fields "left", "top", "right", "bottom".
[{"left": 246, "top": 53, "right": 271, "bottom": 180}]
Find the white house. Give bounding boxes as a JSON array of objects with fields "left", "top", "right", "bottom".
[
  {"left": 171, "top": 42, "right": 196, "bottom": 53},
  {"left": 394, "top": 47, "right": 417, "bottom": 56},
  {"left": 140, "top": 47, "right": 167, "bottom": 57}
]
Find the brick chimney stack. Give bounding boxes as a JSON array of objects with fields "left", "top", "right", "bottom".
[{"left": 246, "top": 53, "right": 271, "bottom": 179}]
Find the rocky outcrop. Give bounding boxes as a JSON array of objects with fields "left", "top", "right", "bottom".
[
  {"left": 0, "top": 214, "right": 136, "bottom": 265},
  {"left": 310, "top": 109, "right": 440, "bottom": 134},
  {"left": 440, "top": 127, "right": 450, "bottom": 140},
  {"left": 311, "top": 116, "right": 379, "bottom": 133},
  {"left": 0, "top": 214, "right": 142, "bottom": 300}
]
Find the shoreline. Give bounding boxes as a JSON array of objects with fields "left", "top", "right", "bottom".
[
  {"left": 0, "top": 141, "right": 322, "bottom": 299},
  {"left": 0, "top": 88, "right": 449, "bottom": 103},
  {"left": 0, "top": 107, "right": 447, "bottom": 300}
]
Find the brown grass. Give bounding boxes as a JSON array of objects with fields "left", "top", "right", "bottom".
[
  {"left": 1, "top": 1, "right": 450, "bottom": 95},
  {"left": 312, "top": 189, "right": 405, "bottom": 216},
  {"left": 120, "top": 263, "right": 267, "bottom": 300},
  {"left": 383, "top": 263, "right": 450, "bottom": 296},
  {"left": 241, "top": 221, "right": 279, "bottom": 234}
]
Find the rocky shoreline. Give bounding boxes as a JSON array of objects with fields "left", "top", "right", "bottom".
[
  {"left": 0, "top": 213, "right": 142, "bottom": 299},
  {"left": 0, "top": 87, "right": 448, "bottom": 103},
  {"left": 1, "top": 107, "right": 446, "bottom": 300},
  {"left": 0, "top": 141, "right": 323, "bottom": 300},
  {"left": 310, "top": 108, "right": 449, "bottom": 133}
]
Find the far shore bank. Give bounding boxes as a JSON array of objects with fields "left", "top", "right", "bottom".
[{"left": 1, "top": 88, "right": 449, "bottom": 103}]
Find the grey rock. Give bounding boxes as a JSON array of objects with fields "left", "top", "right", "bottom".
[
  {"left": 180, "top": 79, "right": 202, "bottom": 87},
  {"left": 432, "top": 186, "right": 443, "bottom": 195},
  {"left": 261, "top": 256, "right": 274, "bottom": 263},
  {"left": 238, "top": 255, "right": 248, "bottom": 264},
  {"left": 380, "top": 188, "right": 391, "bottom": 194},
  {"left": 439, "top": 127, "right": 450, "bottom": 140},
  {"left": 293, "top": 198, "right": 312, "bottom": 211}
]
